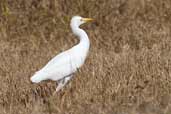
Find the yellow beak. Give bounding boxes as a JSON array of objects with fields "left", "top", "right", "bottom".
[{"left": 82, "top": 18, "right": 94, "bottom": 23}]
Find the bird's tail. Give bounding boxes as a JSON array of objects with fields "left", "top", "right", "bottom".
[{"left": 30, "top": 71, "right": 45, "bottom": 83}]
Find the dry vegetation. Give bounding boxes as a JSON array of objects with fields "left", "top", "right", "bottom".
[{"left": 0, "top": 0, "right": 171, "bottom": 114}]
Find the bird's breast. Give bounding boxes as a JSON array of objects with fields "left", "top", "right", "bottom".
[{"left": 70, "top": 49, "right": 88, "bottom": 70}]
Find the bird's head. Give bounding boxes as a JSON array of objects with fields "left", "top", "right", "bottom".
[{"left": 71, "top": 16, "right": 93, "bottom": 28}]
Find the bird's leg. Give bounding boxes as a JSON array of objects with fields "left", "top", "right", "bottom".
[{"left": 53, "top": 75, "right": 73, "bottom": 95}]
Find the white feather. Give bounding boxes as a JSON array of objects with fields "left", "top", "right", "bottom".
[{"left": 30, "top": 16, "right": 91, "bottom": 86}]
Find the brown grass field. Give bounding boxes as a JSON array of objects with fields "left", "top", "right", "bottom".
[{"left": 0, "top": 0, "right": 171, "bottom": 114}]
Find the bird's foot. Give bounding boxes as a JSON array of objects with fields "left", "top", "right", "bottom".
[{"left": 53, "top": 75, "right": 73, "bottom": 95}]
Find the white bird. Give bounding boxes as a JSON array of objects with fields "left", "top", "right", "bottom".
[{"left": 30, "top": 16, "right": 93, "bottom": 94}]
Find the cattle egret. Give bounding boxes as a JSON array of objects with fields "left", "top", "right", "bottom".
[{"left": 30, "top": 16, "right": 93, "bottom": 94}]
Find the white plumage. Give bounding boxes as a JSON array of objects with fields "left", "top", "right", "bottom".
[{"left": 30, "top": 16, "right": 93, "bottom": 93}]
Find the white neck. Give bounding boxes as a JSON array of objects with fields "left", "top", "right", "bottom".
[{"left": 71, "top": 25, "right": 90, "bottom": 50}]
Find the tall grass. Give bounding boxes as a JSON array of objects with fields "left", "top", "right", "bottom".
[{"left": 0, "top": 0, "right": 171, "bottom": 114}]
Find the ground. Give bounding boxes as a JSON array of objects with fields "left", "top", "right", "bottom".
[{"left": 0, "top": 0, "right": 171, "bottom": 114}]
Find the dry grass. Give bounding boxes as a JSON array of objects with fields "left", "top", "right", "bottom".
[{"left": 0, "top": 0, "right": 171, "bottom": 114}]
